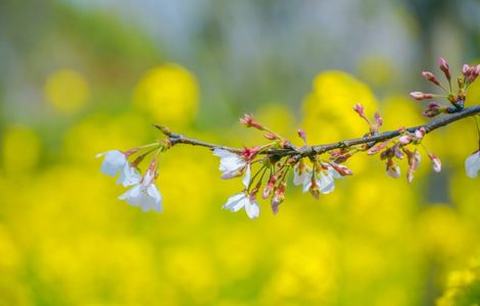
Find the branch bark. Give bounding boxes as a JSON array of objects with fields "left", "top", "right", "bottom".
[{"left": 154, "top": 104, "right": 480, "bottom": 158}]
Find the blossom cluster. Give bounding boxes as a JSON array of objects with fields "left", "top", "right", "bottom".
[
  {"left": 409, "top": 57, "right": 480, "bottom": 179},
  {"left": 410, "top": 57, "right": 480, "bottom": 117},
  {"left": 211, "top": 115, "right": 355, "bottom": 218},
  {"left": 213, "top": 140, "right": 353, "bottom": 219},
  {"left": 98, "top": 58, "right": 480, "bottom": 218},
  {"left": 97, "top": 146, "right": 163, "bottom": 212}
]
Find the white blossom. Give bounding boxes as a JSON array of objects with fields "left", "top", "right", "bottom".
[
  {"left": 432, "top": 158, "right": 441, "bottom": 173},
  {"left": 293, "top": 163, "right": 311, "bottom": 186},
  {"left": 242, "top": 164, "right": 251, "bottom": 188},
  {"left": 302, "top": 174, "right": 315, "bottom": 193},
  {"left": 302, "top": 169, "right": 336, "bottom": 195},
  {"left": 117, "top": 164, "right": 142, "bottom": 187},
  {"left": 223, "top": 192, "right": 260, "bottom": 219},
  {"left": 387, "top": 165, "right": 401, "bottom": 178},
  {"left": 97, "top": 150, "right": 127, "bottom": 177},
  {"left": 317, "top": 170, "right": 335, "bottom": 194},
  {"left": 465, "top": 151, "right": 480, "bottom": 178},
  {"left": 213, "top": 148, "right": 247, "bottom": 179},
  {"left": 119, "top": 169, "right": 162, "bottom": 212}
]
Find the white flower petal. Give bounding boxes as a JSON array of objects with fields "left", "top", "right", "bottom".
[
  {"left": 119, "top": 182, "right": 162, "bottom": 213},
  {"left": 328, "top": 168, "right": 342, "bottom": 179},
  {"left": 245, "top": 199, "right": 260, "bottom": 219},
  {"left": 465, "top": 152, "right": 480, "bottom": 178},
  {"left": 142, "top": 168, "right": 156, "bottom": 186},
  {"left": 242, "top": 164, "right": 251, "bottom": 188},
  {"left": 387, "top": 165, "right": 401, "bottom": 178},
  {"left": 214, "top": 149, "right": 246, "bottom": 179},
  {"left": 223, "top": 193, "right": 247, "bottom": 212},
  {"left": 119, "top": 185, "right": 142, "bottom": 206},
  {"left": 100, "top": 150, "right": 127, "bottom": 176},
  {"left": 302, "top": 176, "right": 312, "bottom": 193},
  {"left": 213, "top": 148, "right": 234, "bottom": 158},
  {"left": 294, "top": 167, "right": 311, "bottom": 186},
  {"left": 142, "top": 184, "right": 163, "bottom": 212},
  {"left": 117, "top": 164, "right": 142, "bottom": 187},
  {"left": 318, "top": 172, "right": 335, "bottom": 194}
]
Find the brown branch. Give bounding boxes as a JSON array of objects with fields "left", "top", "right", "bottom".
[
  {"left": 153, "top": 125, "right": 243, "bottom": 153},
  {"left": 154, "top": 104, "right": 480, "bottom": 158}
]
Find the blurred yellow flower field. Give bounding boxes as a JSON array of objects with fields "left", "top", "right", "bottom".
[
  {"left": 2, "top": 64, "right": 480, "bottom": 305},
  {"left": 1, "top": 2, "right": 480, "bottom": 305}
]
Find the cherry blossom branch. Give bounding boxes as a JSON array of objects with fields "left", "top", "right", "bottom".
[
  {"left": 98, "top": 58, "right": 480, "bottom": 217},
  {"left": 154, "top": 104, "right": 480, "bottom": 158},
  {"left": 304, "top": 104, "right": 480, "bottom": 156}
]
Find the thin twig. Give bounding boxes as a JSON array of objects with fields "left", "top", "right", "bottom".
[{"left": 154, "top": 105, "right": 480, "bottom": 158}]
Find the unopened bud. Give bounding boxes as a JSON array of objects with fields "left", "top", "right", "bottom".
[
  {"left": 374, "top": 112, "right": 383, "bottom": 128},
  {"left": 414, "top": 127, "right": 426, "bottom": 139},
  {"left": 240, "top": 114, "right": 263, "bottom": 129},
  {"left": 271, "top": 182, "right": 286, "bottom": 214},
  {"left": 428, "top": 153, "right": 442, "bottom": 173},
  {"left": 353, "top": 103, "right": 365, "bottom": 117},
  {"left": 469, "top": 66, "right": 480, "bottom": 83},
  {"left": 438, "top": 57, "right": 451, "bottom": 80},
  {"left": 398, "top": 135, "right": 412, "bottom": 145},
  {"left": 422, "top": 102, "right": 443, "bottom": 118},
  {"left": 297, "top": 128, "right": 307, "bottom": 144},
  {"left": 367, "top": 141, "right": 389, "bottom": 155},
  {"left": 393, "top": 145, "right": 404, "bottom": 159},
  {"left": 330, "top": 162, "right": 353, "bottom": 176},
  {"left": 421, "top": 71, "right": 441, "bottom": 86},
  {"left": 462, "top": 64, "right": 479, "bottom": 83},
  {"left": 405, "top": 149, "right": 421, "bottom": 183},
  {"left": 386, "top": 159, "right": 401, "bottom": 178},
  {"left": 264, "top": 132, "right": 277, "bottom": 140},
  {"left": 262, "top": 175, "right": 276, "bottom": 199},
  {"left": 409, "top": 91, "right": 433, "bottom": 101}
]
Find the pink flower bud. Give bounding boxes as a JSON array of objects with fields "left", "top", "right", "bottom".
[
  {"left": 307, "top": 177, "right": 320, "bottom": 199},
  {"left": 367, "top": 141, "right": 389, "bottom": 155},
  {"left": 470, "top": 65, "right": 480, "bottom": 83},
  {"left": 407, "top": 171, "right": 414, "bottom": 183},
  {"left": 428, "top": 153, "right": 442, "bottom": 173},
  {"left": 438, "top": 57, "right": 451, "bottom": 80},
  {"left": 409, "top": 91, "right": 433, "bottom": 101},
  {"left": 353, "top": 103, "right": 365, "bottom": 117},
  {"left": 393, "top": 145, "right": 404, "bottom": 159},
  {"left": 414, "top": 127, "right": 426, "bottom": 139},
  {"left": 264, "top": 132, "right": 277, "bottom": 140},
  {"left": 398, "top": 135, "right": 412, "bottom": 145},
  {"left": 462, "top": 64, "right": 479, "bottom": 83},
  {"left": 406, "top": 149, "right": 421, "bottom": 183},
  {"left": 386, "top": 159, "right": 401, "bottom": 178},
  {"left": 374, "top": 112, "right": 383, "bottom": 128},
  {"left": 240, "top": 114, "right": 262, "bottom": 129},
  {"left": 421, "top": 71, "right": 441, "bottom": 86},
  {"left": 330, "top": 162, "right": 353, "bottom": 176},
  {"left": 422, "top": 102, "right": 442, "bottom": 118},
  {"left": 297, "top": 128, "right": 307, "bottom": 143},
  {"left": 271, "top": 182, "right": 286, "bottom": 214},
  {"left": 262, "top": 175, "right": 276, "bottom": 199}
]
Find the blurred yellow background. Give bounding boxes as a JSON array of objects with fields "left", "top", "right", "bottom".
[{"left": 1, "top": 1, "right": 480, "bottom": 305}]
